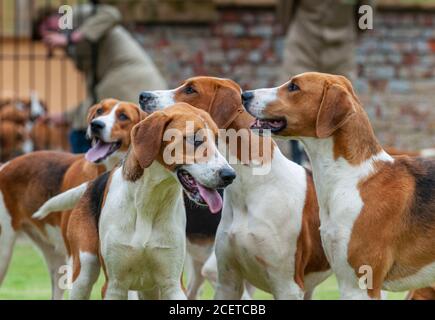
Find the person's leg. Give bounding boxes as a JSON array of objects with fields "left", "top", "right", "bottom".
[
  {"left": 69, "top": 130, "right": 91, "bottom": 154},
  {"left": 290, "top": 141, "right": 304, "bottom": 165}
]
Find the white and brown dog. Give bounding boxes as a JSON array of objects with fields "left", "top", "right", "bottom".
[
  {"left": 39, "top": 103, "right": 235, "bottom": 299},
  {"left": 139, "top": 77, "right": 331, "bottom": 300},
  {"left": 0, "top": 99, "right": 144, "bottom": 299},
  {"left": 245, "top": 72, "right": 435, "bottom": 299}
]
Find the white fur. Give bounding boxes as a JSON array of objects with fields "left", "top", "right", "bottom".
[
  {"left": 185, "top": 240, "right": 214, "bottom": 299},
  {"left": 201, "top": 250, "right": 255, "bottom": 300},
  {"left": 30, "top": 91, "right": 46, "bottom": 118},
  {"left": 33, "top": 183, "right": 88, "bottom": 220},
  {"left": 384, "top": 261, "right": 435, "bottom": 292},
  {"left": 0, "top": 162, "right": 9, "bottom": 173},
  {"left": 70, "top": 252, "right": 101, "bottom": 300},
  {"left": 0, "top": 190, "right": 17, "bottom": 285},
  {"left": 214, "top": 147, "right": 318, "bottom": 300},
  {"left": 99, "top": 165, "right": 186, "bottom": 300},
  {"left": 421, "top": 148, "right": 435, "bottom": 158},
  {"left": 245, "top": 87, "right": 279, "bottom": 118},
  {"left": 44, "top": 224, "right": 67, "bottom": 256},
  {"left": 98, "top": 140, "right": 232, "bottom": 299},
  {"left": 140, "top": 89, "right": 177, "bottom": 112}
]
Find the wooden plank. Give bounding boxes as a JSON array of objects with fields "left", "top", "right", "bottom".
[
  {"left": 213, "top": 0, "right": 277, "bottom": 6},
  {"left": 378, "top": 0, "right": 435, "bottom": 9}
]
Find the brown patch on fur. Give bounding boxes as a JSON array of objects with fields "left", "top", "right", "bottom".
[
  {"left": 30, "top": 119, "right": 70, "bottom": 151},
  {"left": 0, "top": 121, "right": 26, "bottom": 161},
  {"left": 187, "top": 234, "right": 215, "bottom": 246},
  {"left": 407, "top": 286, "right": 435, "bottom": 300},
  {"left": 100, "top": 253, "right": 109, "bottom": 299},
  {"left": 0, "top": 104, "right": 29, "bottom": 125},
  {"left": 384, "top": 147, "right": 420, "bottom": 158},
  {"left": 0, "top": 151, "right": 81, "bottom": 232},
  {"left": 294, "top": 170, "right": 330, "bottom": 290},
  {"left": 172, "top": 77, "right": 274, "bottom": 165},
  {"left": 349, "top": 157, "right": 435, "bottom": 298},
  {"left": 122, "top": 148, "right": 144, "bottom": 181}
]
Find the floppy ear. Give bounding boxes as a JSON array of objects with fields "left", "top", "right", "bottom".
[
  {"left": 86, "top": 102, "right": 101, "bottom": 124},
  {"left": 210, "top": 86, "right": 243, "bottom": 128},
  {"left": 134, "top": 104, "right": 148, "bottom": 121},
  {"left": 316, "top": 84, "right": 356, "bottom": 139},
  {"left": 131, "top": 112, "right": 171, "bottom": 169}
]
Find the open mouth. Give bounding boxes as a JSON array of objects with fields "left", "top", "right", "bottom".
[
  {"left": 85, "top": 137, "right": 122, "bottom": 163},
  {"left": 177, "top": 169, "right": 223, "bottom": 214},
  {"left": 250, "top": 118, "right": 287, "bottom": 133}
]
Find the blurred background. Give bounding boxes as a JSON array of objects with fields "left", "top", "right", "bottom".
[{"left": 0, "top": 0, "right": 434, "bottom": 299}]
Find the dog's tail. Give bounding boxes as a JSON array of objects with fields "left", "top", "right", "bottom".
[{"left": 33, "top": 182, "right": 88, "bottom": 220}]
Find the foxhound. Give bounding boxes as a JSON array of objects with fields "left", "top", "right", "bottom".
[
  {"left": 245, "top": 72, "right": 435, "bottom": 299},
  {"left": 139, "top": 76, "right": 331, "bottom": 300},
  {"left": 0, "top": 99, "right": 144, "bottom": 299},
  {"left": 40, "top": 103, "right": 235, "bottom": 299}
]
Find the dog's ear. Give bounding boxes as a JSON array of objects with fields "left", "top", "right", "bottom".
[
  {"left": 86, "top": 102, "right": 101, "bottom": 124},
  {"left": 316, "top": 84, "right": 356, "bottom": 139},
  {"left": 210, "top": 85, "right": 243, "bottom": 128},
  {"left": 134, "top": 104, "right": 148, "bottom": 121},
  {"left": 131, "top": 112, "right": 171, "bottom": 169}
]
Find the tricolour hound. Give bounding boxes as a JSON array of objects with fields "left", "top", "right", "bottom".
[
  {"left": 39, "top": 103, "right": 235, "bottom": 299},
  {"left": 245, "top": 72, "right": 435, "bottom": 299}
]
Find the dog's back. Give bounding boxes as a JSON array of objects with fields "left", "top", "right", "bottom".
[{"left": 0, "top": 151, "right": 80, "bottom": 223}]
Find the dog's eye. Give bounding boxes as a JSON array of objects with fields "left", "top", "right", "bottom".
[
  {"left": 288, "top": 83, "right": 300, "bottom": 92},
  {"left": 194, "top": 139, "right": 204, "bottom": 148},
  {"left": 118, "top": 113, "right": 129, "bottom": 121},
  {"left": 96, "top": 108, "right": 104, "bottom": 115},
  {"left": 187, "top": 135, "right": 204, "bottom": 148},
  {"left": 184, "top": 86, "right": 197, "bottom": 95}
]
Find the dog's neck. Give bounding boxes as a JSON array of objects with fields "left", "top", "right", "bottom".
[
  {"left": 118, "top": 160, "right": 182, "bottom": 248},
  {"left": 103, "top": 151, "right": 126, "bottom": 171},
  {"left": 123, "top": 160, "right": 181, "bottom": 215},
  {"left": 226, "top": 111, "right": 275, "bottom": 167},
  {"left": 299, "top": 113, "right": 393, "bottom": 205}
]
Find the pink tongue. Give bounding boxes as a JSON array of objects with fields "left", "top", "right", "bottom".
[
  {"left": 85, "top": 140, "right": 112, "bottom": 162},
  {"left": 196, "top": 184, "right": 223, "bottom": 214}
]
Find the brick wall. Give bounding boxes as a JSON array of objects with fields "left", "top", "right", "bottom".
[
  {"left": 356, "top": 11, "right": 435, "bottom": 150},
  {"left": 134, "top": 7, "right": 435, "bottom": 150}
]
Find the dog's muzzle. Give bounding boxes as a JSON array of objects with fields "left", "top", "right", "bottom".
[
  {"left": 90, "top": 120, "right": 105, "bottom": 135},
  {"left": 139, "top": 92, "right": 157, "bottom": 113},
  {"left": 241, "top": 91, "right": 254, "bottom": 111}
]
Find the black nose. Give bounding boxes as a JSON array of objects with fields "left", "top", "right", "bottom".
[
  {"left": 218, "top": 168, "right": 236, "bottom": 186},
  {"left": 241, "top": 91, "right": 254, "bottom": 106},
  {"left": 139, "top": 92, "right": 155, "bottom": 107},
  {"left": 90, "top": 120, "right": 105, "bottom": 133}
]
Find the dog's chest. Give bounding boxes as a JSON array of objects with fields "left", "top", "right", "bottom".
[
  {"left": 221, "top": 179, "right": 303, "bottom": 292},
  {"left": 315, "top": 167, "right": 368, "bottom": 271}
]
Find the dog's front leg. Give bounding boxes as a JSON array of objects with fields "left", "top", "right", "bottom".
[
  {"left": 104, "top": 280, "right": 129, "bottom": 300},
  {"left": 160, "top": 280, "right": 187, "bottom": 300}
]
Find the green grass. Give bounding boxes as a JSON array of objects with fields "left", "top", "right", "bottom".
[{"left": 0, "top": 242, "right": 407, "bottom": 300}]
